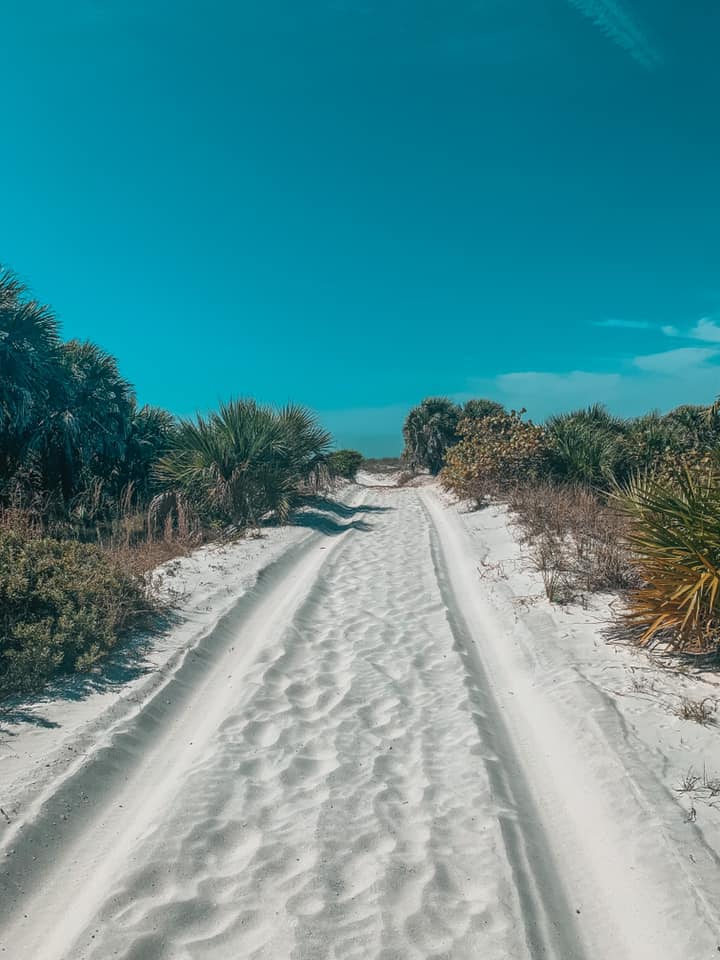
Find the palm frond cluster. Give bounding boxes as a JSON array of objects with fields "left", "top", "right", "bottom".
[
  {"left": 613, "top": 466, "right": 720, "bottom": 652},
  {"left": 0, "top": 268, "right": 175, "bottom": 530},
  {"left": 155, "top": 400, "right": 331, "bottom": 527}
]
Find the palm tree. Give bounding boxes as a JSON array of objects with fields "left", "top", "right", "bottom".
[
  {"left": 155, "top": 399, "right": 332, "bottom": 526},
  {"left": 275, "top": 403, "right": 333, "bottom": 490},
  {"left": 402, "top": 397, "right": 461, "bottom": 474},
  {"left": 119, "top": 403, "right": 177, "bottom": 502},
  {"left": 0, "top": 268, "right": 61, "bottom": 478},
  {"left": 32, "top": 340, "right": 134, "bottom": 501}
]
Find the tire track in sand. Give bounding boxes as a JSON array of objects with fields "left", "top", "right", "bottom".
[{"left": 1, "top": 488, "right": 583, "bottom": 959}]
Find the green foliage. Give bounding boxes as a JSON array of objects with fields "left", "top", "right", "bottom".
[
  {"left": 461, "top": 398, "right": 505, "bottom": 420},
  {"left": 0, "top": 268, "right": 177, "bottom": 521},
  {"left": 621, "top": 413, "right": 683, "bottom": 474},
  {"left": 613, "top": 464, "right": 720, "bottom": 652},
  {"left": 0, "top": 528, "right": 150, "bottom": 695},
  {"left": 328, "top": 449, "right": 363, "bottom": 480},
  {"left": 31, "top": 339, "right": 135, "bottom": 500},
  {"left": 155, "top": 399, "right": 332, "bottom": 526},
  {"left": 543, "top": 404, "right": 720, "bottom": 492},
  {"left": 402, "top": 397, "right": 461, "bottom": 474},
  {"left": 546, "top": 405, "right": 627, "bottom": 488},
  {"left": 441, "top": 409, "right": 550, "bottom": 502}
]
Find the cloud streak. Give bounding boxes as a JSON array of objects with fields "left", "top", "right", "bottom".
[
  {"left": 594, "top": 318, "right": 652, "bottom": 330},
  {"left": 632, "top": 346, "right": 720, "bottom": 374},
  {"left": 565, "top": 0, "right": 661, "bottom": 68}
]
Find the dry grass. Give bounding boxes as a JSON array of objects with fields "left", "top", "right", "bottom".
[
  {"left": 105, "top": 537, "right": 194, "bottom": 576},
  {"left": 676, "top": 765, "right": 720, "bottom": 798},
  {"left": 0, "top": 502, "right": 202, "bottom": 577},
  {"left": 674, "top": 697, "right": 717, "bottom": 725},
  {"left": 508, "top": 482, "right": 636, "bottom": 602}
]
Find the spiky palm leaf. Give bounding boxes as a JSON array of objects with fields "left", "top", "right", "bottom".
[
  {"left": 0, "top": 268, "right": 61, "bottom": 440},
  {"left": 546, "top": 409, "right": 625, "bottom": 488},
  {"left": 29, "top": 339, "right": 135, "bottom": 500},
  {"left": 155, "top": 399, "right": 331, "bottom": 526},
  {"left": 613, "top": 467, "right": 720, "bottom": 651}
]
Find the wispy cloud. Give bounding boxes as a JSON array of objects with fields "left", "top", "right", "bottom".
[
  {"left": 632, "top": 346, "right": 719, "bottom": 374},
  {"left": 594, "top": 316, "right": 720, "bottom": 342},
  {"left": 565, "top": 0, "right": 661, "bottom": 69},
  {"left": 594, "top": 318, "right": 652, "bottom": 330},
  {"left": 690, "top": 317, "right": 720, "bottom": 343}
]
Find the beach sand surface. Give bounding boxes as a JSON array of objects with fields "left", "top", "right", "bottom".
[{"left": 1, "top": 481, "right": 719, "bottom": 958}]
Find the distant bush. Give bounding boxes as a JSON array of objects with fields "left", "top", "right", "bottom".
[
  {"left": 328, "top": 449, "right": 363, "bottom": 480},
  {"left": 0, "top": 529, "right": 151, "bottom": 696},
  {"left": 402, "top": 397, "right": 461, "bottom": 474},
  {"left": 362, "top": 457, "right": 403, "bottom": 473},
  {"left": 441, "top": 409, "right": 550, "bottom": 504}
]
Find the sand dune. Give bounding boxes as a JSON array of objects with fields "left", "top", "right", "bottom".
[{"left": 1, "top": 486, "right": 719, "bottom": 958}]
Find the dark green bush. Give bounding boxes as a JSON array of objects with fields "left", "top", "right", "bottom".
[
  {"left": 0, "top": 529, "right": 151, "bottom": 696},
  {"left": 328, "top": 449, "right": 363, "bottom": 480}
]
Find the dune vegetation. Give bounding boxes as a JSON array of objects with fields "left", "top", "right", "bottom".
[
  {"left": 0, "top": 268, "right": 340, "bottom": 695},
  {"left": 404, "top": 396, "right": 720, "bottom": 655},
  {"left": 4, "top": 259, "right": 720, "bottom": 694}
]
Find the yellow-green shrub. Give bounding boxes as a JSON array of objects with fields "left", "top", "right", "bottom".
[{"left": 441, "top": 410, "right": 550, "bottom": 503}]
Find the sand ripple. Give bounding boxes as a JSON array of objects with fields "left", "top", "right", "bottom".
[{"left": 75, "top": 492, "right": 526, "bottom": 959}]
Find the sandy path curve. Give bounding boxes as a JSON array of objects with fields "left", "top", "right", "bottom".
[{"left": 0, "top": 487, "right": 718, "bottom": 959}]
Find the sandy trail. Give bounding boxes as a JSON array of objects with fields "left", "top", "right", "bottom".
[{"left": 0, "top": 487, "right": 718, "bottom": 958}]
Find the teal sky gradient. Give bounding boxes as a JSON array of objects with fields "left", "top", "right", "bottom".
[{"left": 2, "top": 1, "right": 719, "bottom": 454}]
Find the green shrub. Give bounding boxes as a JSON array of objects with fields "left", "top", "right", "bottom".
[
  {"left": 441, "top": 409, "right": 550, "bottom": 503},
  {"left": 0, "top": 529, "right": 151, "bottom": 695},
  {"left": 328, "top": 449, "right": 363, "bottom": 480}
]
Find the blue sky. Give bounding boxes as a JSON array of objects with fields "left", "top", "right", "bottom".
[{"left": 2, "top": 1, "right": 719, "bottom": 454}]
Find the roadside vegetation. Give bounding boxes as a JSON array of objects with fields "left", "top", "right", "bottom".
[
  {"left": 0, "top": 267, "right": 335, "bottom": 696},
  {"left": 327, "top": 449, "right": 364, "bottom": 480},
  {"left": 403, "top": 395, "right": 720, "bottom": 656}
]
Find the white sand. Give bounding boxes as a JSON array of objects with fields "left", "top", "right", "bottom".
[{"left": 0, "top": 485, "right": 719, "bottom": 958}]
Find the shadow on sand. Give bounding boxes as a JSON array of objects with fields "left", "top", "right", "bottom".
[{"left": 291, "top": 496, "right": 393, "bottom": 536}]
